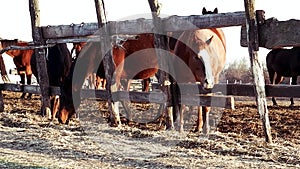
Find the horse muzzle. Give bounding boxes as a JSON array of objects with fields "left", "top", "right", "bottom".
[{"left": 203, "top": 78, "right": 214, "bottom": 89}]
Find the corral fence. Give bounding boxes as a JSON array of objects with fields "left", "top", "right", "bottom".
[{"left": 0, "top": 0, "right": 300, "bottom": 143}]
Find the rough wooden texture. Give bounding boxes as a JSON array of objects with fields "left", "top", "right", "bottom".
[
  {"left": 244, "top": 0, "right": 272, "bottom": 143},
  {"left": 0, "top": 84, "right": 60, "bottom": 95},
  {"left": 0, "top": 44, "right": 54, "bottom": 54},
  {"left": 240, "top": 18, "right": 300, "bottom": 49},
  {"left": 94, "top": 0, "right": 120, "bottom": 126},
  {"left": 94, "top": 0, "right": 107, "bottom": 27},
  {"left": 80, "top": 89, "right": 234, "bottom": 109},
  {"left": 148, "top": 0, "right": 175, "bottom": 129},
  {"left": 29, "top": 0, "right": 51, "bottom": 116},
  {"left": 41, "top": 11, "right": 246, "bottom": 39},
  {"left": 0, "top": 90, "right": 3, "bottom": 112}
]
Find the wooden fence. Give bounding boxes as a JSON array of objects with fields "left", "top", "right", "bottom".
[{"left": 1, "top": 0, "right": 300, "bottom": 143}]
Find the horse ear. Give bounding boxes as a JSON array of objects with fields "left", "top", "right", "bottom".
[
  {"left": 213, "top": 8, "right": 218, "bottom": 14},
  {"left": 202, "top": 7, "right": 207, "bottom": 15},
  {"left": 206, "top": 36, "right": 214, "bottom": 45}
]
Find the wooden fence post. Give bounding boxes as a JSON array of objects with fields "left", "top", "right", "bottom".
[
  {"left": 94, "top": 0, "right": 107, "bottom": 27},
  {"left": 148, "top": 0, "right": 176, "bottom": 129},
  {"left": 29, "top": 0, "right": 51, "bottom": 117},
  {"left": 244, "top": 0, "right": 272, "bottom": 143},
  {"left": 94, "top": 0, "right": 121, "bottom": 126}
]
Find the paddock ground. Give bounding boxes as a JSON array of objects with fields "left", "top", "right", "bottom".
[{"left": 0, "top": 91, "right": 299, "bottom": 168}]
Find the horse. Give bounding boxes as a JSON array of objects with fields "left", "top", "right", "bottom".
[
  {"left": 71, "top": 42, "right": 152, "bottom": 91},
  {"left": 266, "top": 47, "right": 300, "bottom": 106},
  {"left": 71, "top": 42, "right": 106, "bottom": 90},
  {"left": 58, "top": 34, "right": 159, "bottom": 124},
  {"left": 0, "top": 39, "right": 34, "bottom": 99},
  {"left": 31, "top": 43, "right": 72, "bottom": 120},
  {"left": 0, "top": 41, "right": 11, "bottom": 83},
  {"left": 173, "top": 7, "right": 226, "bottom": 133}
]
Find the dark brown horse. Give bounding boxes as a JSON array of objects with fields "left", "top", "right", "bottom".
[
  {"left": 173, "top": 7, "right": 226, "bottom": 133},
  {"left": 31, "top": 43, "right": 72, "bottom": 120},
  {"left": 0, "top": 41, "right": 10, "bottom": 83},
  {"left": 58, "top": 34, "right": 159, "bottom": 124},
  {"left": 266, "top": 47, "right": 300, "bottom": 106},
  {"left": 0, "top": 39, "right": 34, "bottom": 99}
]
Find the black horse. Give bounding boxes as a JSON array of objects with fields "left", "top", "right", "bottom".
[{"left": 266, "top": 47, "right": 300, "bottom": 106}]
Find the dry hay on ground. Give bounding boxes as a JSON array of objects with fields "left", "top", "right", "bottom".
[{"left": 0, "top": 91, "right": 299, "bottom": 169}]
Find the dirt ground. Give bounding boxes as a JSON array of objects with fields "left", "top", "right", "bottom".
[{"left": 0, "top": 91, "right": 299, "bottom": 169}]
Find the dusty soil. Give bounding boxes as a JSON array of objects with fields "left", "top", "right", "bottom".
[{"left": 0, "top": 91, "right": 299, "bottom": 169}]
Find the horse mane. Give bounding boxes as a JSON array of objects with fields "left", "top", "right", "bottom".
[{"left": 209, "top": 28, "right": 226, "bottom": 51}]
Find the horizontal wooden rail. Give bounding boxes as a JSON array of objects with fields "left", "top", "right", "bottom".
[
  {"left": 2, "top": 83, "right": 299, "bottom": 110},
  {"left": 0, "top": 44, "right": 55, "bottom": 54},
  {"left": 167, "top": 83, "right": 300, "bottom": 97},
  {"left": 41, "top": 11, "right": 246, "bottom": 39},
  {"left": 81, "top": 89, "right": 234, "bottom": 109},
  {"left": 2, "top": 83, "right": 300, "bottom": 99},
  {"left": 0, "top": 83, "right": 60, "bottom": 95},
  {"left": 240, "top": 18, "right": 300, "bottom": 49}
]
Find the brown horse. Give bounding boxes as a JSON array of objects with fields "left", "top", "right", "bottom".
[
  {"left": 0, "top": 39, "right": 34, "bottom": 99},
  {"left": 71, "top": 42, "right": 106, "bottom": 90},
  {"left": 71, "top": 42, "right": 152, "bottom": 91},
  {"left": 58, "top": 34, "right": 159, "bottom": 124},
  {"left": 173, "top": 7, "right": 226, "bottom": 133},
  {"left": 266, "top": 47, "right": 300, "bottom": 106}
]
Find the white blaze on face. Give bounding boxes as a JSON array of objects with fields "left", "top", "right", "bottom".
[{"left": 198, "top": 49, "right": 214, "bottom": 88}]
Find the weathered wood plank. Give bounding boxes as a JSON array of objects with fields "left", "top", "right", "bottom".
[
  {"left": 41, "top": 11, "right": 246, "bottom": 39},
  {"left": 0, "top": 84, "right": 60, "bottom": 95},
  {"left": 241, "top": 18, "right": 300, "bottom": 49},
  {"left": 164, "top": 11, "right": 245, "bottom": 31},
  {"left": 29, "top": 0, "right": 51, "bottom": 116},
  {"left": 114, "top": 91, "right": 167, "bottom": 104},
  {"left": 80, "top": 89, "right": 234, "bottom": 109},
  {"left": 244, "top": 0, "right": 272, "bottom": 143},
  {"left": 0, "top": 90, "right": 4, "bottom": 112},
  {"left": 148, "top": 0, "right": 175, "bottom": 129},
  {"left": 0, "top": 44, "right": 55, "bottom": 54},
  {"left": 180, "top": 95, "right": 234, "bottom": 109}
]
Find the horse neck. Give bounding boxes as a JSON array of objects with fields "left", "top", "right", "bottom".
[{"left": 209, "top": 28, "right": 226, "bottom": 51}]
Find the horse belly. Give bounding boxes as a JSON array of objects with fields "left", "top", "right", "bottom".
[{"left": 123, "top": 49, "right": 158, "bottom": 80}]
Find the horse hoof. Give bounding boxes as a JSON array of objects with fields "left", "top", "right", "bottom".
[
  {"left": 166, "top": 125, "right": 175, "bottom": 131},
  {"left": 202, "top": 128, "right": 210, "bottom": 135}
]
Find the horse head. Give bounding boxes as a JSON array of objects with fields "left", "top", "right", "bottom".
[{"left": 191, "top": 32, "right": 215, "bottom": 89}]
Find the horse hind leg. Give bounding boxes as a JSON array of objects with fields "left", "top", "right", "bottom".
[
  {"left": 271, "top": 73, "right": 283, "bottom": 106},
  {"left": 289, "top": 76, "right": 297, "bottom": 106},
  {"left": 26, "top": 73, "right": 33, "bottom": 99},
  {"left": 19, "top": 73, "right": 26, "bottom": 99}
]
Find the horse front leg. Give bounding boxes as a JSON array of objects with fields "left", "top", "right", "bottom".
[
  {"left": 109, "top": 82, "right": 121, "bottom": 127},
  {"left": 179, "top": 104, "right": 186, "bottom": 133},
  {"left": 202, "top": 106, "right": 210, "bottom": 135},
  {"left": 194, "top": 106, "right": 203, "bottom": 132}
]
